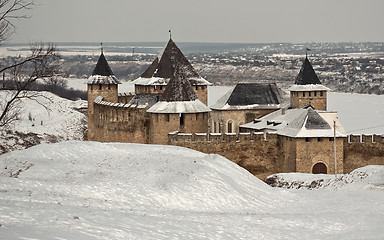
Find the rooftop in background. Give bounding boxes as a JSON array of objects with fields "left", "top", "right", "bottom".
[
  {"left": 211, "top": 83, "right": 286, "bottom": 110},
  {"left": 240, "top": 106, "right": 346, "bottom": 138}
]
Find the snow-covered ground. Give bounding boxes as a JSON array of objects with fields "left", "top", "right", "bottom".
[
  {"left": 0, "top": 91, "right": 87, "bottom": 154},
  {"left": 0, "top": 141, "right": 383, "bottom": 239}
]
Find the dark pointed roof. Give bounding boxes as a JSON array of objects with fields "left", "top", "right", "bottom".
[
  {"left": 305, "top": 107, "right": 331, "bottom": 130},
  {"left": 92, "top": 53, "right": 114, "bottom": 76},
  {"left": 141, "top": 38, "right": 200, "bottom": 79},
  {"left": 211, "top": 83, "right": 285, "bottom": 110},
  {"left": 146, "top": 61, "right": 211, "bottom": 114},
  {"left": 160, "top": 63, "right": 198, "bottom": 102},
  {"left": 87, "top": 53, "right": 120, "bottom": 85},
  {"left": 295, "top": 57, "right": 321, "bottom": 85}
]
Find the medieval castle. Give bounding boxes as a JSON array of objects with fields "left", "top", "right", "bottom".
[{"left": 87, "top": 38, "right": 384, "bottom": 179}]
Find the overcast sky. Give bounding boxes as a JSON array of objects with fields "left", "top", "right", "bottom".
[{"left": 9, "top": 0, "right": 384, "bottom": 44}]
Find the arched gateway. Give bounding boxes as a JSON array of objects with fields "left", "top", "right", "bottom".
[{"left": 312, "top": 162, "right": 327, "bottom": 174}]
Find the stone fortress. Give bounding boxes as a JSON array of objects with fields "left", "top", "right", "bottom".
[{"left": 87, "top": 38, "right": 384, "bottom": 179}]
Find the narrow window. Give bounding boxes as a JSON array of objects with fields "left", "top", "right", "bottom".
[
  {"left": 195, "top": 85, "right": 199, "bottom": 90},
  {"left": 228, "top": 121, "right": 233, "bottom": 133},
  {"left": 314, "top": 91, "right": 317, "bottom": 96},
  {"left": 320, "top": 91, "right": 324, "bottom": 96},
  {"left": 180, "top": 113, "right": 184, "bottom": 125},
  {"left": 166, "top": 114, "right": 170, "bottom": 122},
  {"left": 302, "top": 92, "right": 305, "bottom": 97},
  {"left": 305, "top": 137, "right": 310, "bottom": 142},
  {"left": 329, "top": 137, "right": 334, "bottom": 141},
  {"left": 309, "top": 91, "right": 311, "bottom": 97},
  {"left": 99, "top": 84, "right": 102, "bottom": 90},
  {"left": 214, "top": 121, "right": 217, "bottom": 133},
  {"left": 108, "top": 84, "right": 111, "bottom": 90},
  {"left": 317, "top": 137, "right": 321, "bottom": 142},
  {"left": 160, "top": 85, "right": 163, "bottom": 90}
]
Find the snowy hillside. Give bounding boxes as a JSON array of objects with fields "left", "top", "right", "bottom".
[
  {"left": 0, "top": 91, "right": 87, "bottom": 154},
  {"left": 0, "top": 141, "right": 383, "bottom": 239}
]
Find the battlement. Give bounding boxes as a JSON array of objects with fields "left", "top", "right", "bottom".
[
  {"left": 346, "top": 134, "right": 384, "bottom": 144},
  {"left": 118, "top": 92, "right": 135, "bottom": 104},
  {"left": 94, "top": 96, "right": 148, "bottom": 109},
  {"left": 168, "top": 131, "right": 277, "bottom": 144}
]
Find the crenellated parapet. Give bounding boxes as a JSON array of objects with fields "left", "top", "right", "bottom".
[
  {"left": 168, "top": 131, "right": 278, "bottom": 145},
  {"left": 346, "top": 134, "right": 384, "bottom": 144}
]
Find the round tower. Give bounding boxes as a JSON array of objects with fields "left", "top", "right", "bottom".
[
  {"left": 146, "top": 63, "right": 211, "bottom": 145},
  {"left": 87, "top": 49, "right": 121, "bottom": 140},
  {"left": 289, "top": 56, "right": 329, "bottom": 111}
]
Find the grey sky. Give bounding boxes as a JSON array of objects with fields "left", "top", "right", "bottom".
[{"left": 10, "top": 0, "right": 384, "bottom": 43}]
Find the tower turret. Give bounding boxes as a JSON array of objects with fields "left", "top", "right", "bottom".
[
  {"left": 87, "top": 48, "right": 120, "bottom": 140},
  {"left": 288, "top": 56, "right": 329, "bottom": 110},
  {"left": 147, "top": 62, "right": 211, "bottom": 144}
]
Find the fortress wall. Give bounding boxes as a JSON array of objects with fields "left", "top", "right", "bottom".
[
  {"left": 90, "top": 98, "right": 149, "bottom": 143},
  {"left": 118, "top": 93, "right": 135, "bottom": 104},
  {"left": 168, "top": 132, "right": 283, "bottom": 180},
  {"left": 343, "top": 134, "right": 384, "bottom": 173}
]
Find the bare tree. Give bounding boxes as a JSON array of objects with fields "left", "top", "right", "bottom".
[{"left": 0, "top": 0, "right": 61, "bottom": 128}]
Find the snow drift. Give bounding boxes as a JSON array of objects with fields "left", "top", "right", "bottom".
[{"left": 0, "top": 141, "right": 383, "bottom": 239}]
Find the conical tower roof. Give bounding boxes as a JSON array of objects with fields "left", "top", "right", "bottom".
[
  {"left": 160, "top": 64, "right": 197, "bottom": 102},
  {"left": 87, "top": 51, "right": 121, "bottom": 85},
  {"left": 147, "top": 61, "right": 210, "bottom": 114},
  {"left": 295, "top": 57, "right": 321, "bottom": 85},
  {"left": 134, "top": 38, "right": 210, "bottom": 86},
  {"left": 141, "top": 38, "right": 200, "bottom": 79}
]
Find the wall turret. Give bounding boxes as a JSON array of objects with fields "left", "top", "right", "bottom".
[
  {"left": 289, "top": 56, "right": 329, "bottom": 110},
  {"left": 87, "top": 49, "right": 121, "bottom": 140}
]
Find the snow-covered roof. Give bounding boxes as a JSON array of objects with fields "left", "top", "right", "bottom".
[
  {"left": 135, "top": 38, "right": 211, "bottom": 86},
  {"left": 211, "top": 83, "right": 285, "bottom": 110},
  {"left": 240, "top": 107, "right": 346, "bottom": 138},
  {"left": 128, "top": 93, "right": 161, "bottom": 107},
  {"left": 87, "top": 53, "right": 121, "bottom": 85},
  {"left": 133, "top": 76, "right": 211, "bottom": 86},
  {"left": 288, "top": 84, "right": 330, "bottom": 92},
  {"left": 146, "top": 99, "right": 211, "bottom": 114},
  {"left": 94, "top": 96, "right": 147, "bottom": 109}
]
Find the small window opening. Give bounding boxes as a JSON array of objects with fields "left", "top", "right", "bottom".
[
  {"left": 305, "top": 137, "right": 310, "bottom": 142},
  {"left": 180, "top": 113, "right": 184, "bottom": 125}
]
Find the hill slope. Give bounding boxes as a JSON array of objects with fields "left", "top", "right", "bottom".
[{"left": 0, "top": 141, "right": 383, "bottom": 239}]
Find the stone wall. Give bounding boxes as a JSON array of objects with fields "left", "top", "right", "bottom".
[
  {"left": 168, "top": 132, "right": 282, "bottom": 179},
  {"left": 295, "top": 137, "right": 344, "bottom": 174},
  {"left": 149, "top": 112, "right": 209, "bottom": 145},
  {"left": 290, "top": 90, "right": 327, "bottom": 110},
  {"left": 135, "top": 84, "right": 208, "bottom": 105},
  {"left": 343, "top": 134, "right": 384, "bottom": 173},
  {"left": 90, "top": 97, "right": 150, "bottom": 143},
  {"left": 210, "top": 109, "right": 277, "bottom": 133},
  {"left": 169, "top": 132, "right": 384, "bottom": 179}
]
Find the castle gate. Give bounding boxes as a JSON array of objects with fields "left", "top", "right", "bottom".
[{"left": 312, "top": 162, "right": 327, "bottom": 174}]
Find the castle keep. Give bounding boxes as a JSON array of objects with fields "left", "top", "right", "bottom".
[
  {"left": 87, "top": 38, "right": 210, "bottom": 144},
  {"left": 87, "top": 40, "right": 384, "bottom": 179}
]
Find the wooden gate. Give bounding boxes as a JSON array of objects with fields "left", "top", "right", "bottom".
[{"left": 312, "top": 162, "right": 327, "bottom": 174}]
